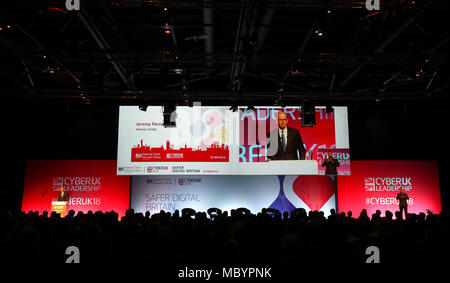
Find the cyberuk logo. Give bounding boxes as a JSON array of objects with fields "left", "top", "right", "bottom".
[
  {"left": 52, "top": 176, "right": 102, "bottom": 192},
  {"left": 365, "top": 177, "right": 413, "bottom": 192},
  {"left": 176, "top": 178, "right": 202, "bottom": 186},
  {"left": 147, "top": 166, "right": 169, "bottom": 173}
]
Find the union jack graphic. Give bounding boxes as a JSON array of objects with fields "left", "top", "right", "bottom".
[
  {"left": 52, "top": 177, "right": 63, "bottom": 191},
  {"left": 365, "top": 177, "right": 375, "bottom": 191}
]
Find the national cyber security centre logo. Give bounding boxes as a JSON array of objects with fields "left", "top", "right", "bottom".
[
  {"left": 145, "top": 177, "right": 202, "bottom": 186},
  {"left": 365, "top": 177, "right": 413, "bottom": 192}
]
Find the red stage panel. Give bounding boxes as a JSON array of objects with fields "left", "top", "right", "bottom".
[
  {"left": 22, "top": 160, "right": 130, "bottom": 216},
  {"left": 338, "top": 161, "right": 441, "bottom": 216}
]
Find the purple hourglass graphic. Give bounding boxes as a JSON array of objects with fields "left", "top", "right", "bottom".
[{"left": 268, "top": 175, "right": 296, "bottom": 213}]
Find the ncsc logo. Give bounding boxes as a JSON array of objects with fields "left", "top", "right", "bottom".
[{"left": 365, "top": 178, "right": 376, "bottom": 191}]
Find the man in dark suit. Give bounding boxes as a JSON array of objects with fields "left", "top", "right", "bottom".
[
  {"left": 396, "top": 188, "right": 409, "bottom": 220},
  {"left": 57, "top": 186, "right": 70, "bottom": 202},
  {"left": 266, "top": 112, "right": 306, "bottom": 160},
  {"left": 322, "top": 152, "right": 340, "bottom": 175}
]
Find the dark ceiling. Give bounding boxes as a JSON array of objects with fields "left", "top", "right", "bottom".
[{"left": 0, "top": 0, "right": 448, "bottom": 105}]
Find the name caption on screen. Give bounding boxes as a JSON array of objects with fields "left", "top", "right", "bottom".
[{"left": 178, "top": 267, "right": 271, "bottom": 280}]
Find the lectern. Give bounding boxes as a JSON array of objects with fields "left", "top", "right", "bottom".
[{"left": 51, "top": 201, "right": 67, "bottom": 217}]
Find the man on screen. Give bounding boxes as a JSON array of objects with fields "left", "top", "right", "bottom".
[
  {"left": 267, "top": 112, "right": 306, "bottom": 160},
  {"left": 57, "top": 186, "right": 70, "bottom": 202}
]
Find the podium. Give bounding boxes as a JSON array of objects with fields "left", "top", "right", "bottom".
[{"left": 51, "top": 201, "right": 67, "bottom": 217}]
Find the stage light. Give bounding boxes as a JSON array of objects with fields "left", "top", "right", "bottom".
[
  {"left": 162, "top": 23, "right": 173, "bottom": 35},
  {"left": 326, "top": 105, "right": 334, "bottom": 113},
  {"left": 183, "top": 99, "right": 193, "bottom": 107},
  {"left": 173, "top": 68, "right": 183, "bottom": 74},
  {"left": 301, "top": 102, "right": 316, "bottom": 127},
  {"left": 274, "top": 94, "right": 285, "bottom": 108},
  {"left": 182, "top": 93, "right": 191, "bottom": 106},
  {"left": 139, "top": 105, "right": 148, "bottom": 111},
  {"left": 163, "top": 103, "right": 177, "bottom": 128},
  {"left": 43, "top": 66, "right": 56, "bottom": 74},
  {"left": 247, "top": 105, "right": 256, "bottom": 112},
  {"left": 277, "top": 84, "right": 284, "bottom": 93},
  {"left": 415, "top": 69, "right": 424, "bottom": 77},
  {"left": 314, "top": 28, "right": 324, "bottom": 37},
  {"left": 0, "top": 24, "right": 11, "bottom": 31}
]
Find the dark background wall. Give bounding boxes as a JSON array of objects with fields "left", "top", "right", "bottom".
[{"left": 0, "top": 100, "right": 447, "bottom": 212}]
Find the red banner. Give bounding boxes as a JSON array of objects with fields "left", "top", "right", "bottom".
[
  {"left": 338, "top": 161, "right": 441, "bottom": 216},
  {"left": 22, "top": 160, "right": 130, "bottom": 216}
]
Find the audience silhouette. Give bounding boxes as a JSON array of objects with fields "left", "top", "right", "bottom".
[{"left": 0, "top": 208, "right": 447, "bottom": 264}]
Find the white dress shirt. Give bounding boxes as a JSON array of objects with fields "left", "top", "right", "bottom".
[{"left": 278, "top": 128, "right": 288, "bottom": 140}]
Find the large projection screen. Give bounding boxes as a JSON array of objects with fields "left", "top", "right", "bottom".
[
  {"left": 117, "top": 106, "right": 349, "bottom": 175},
  {"left": 130, "top": 175, "right": 337, "bottom": 216}
]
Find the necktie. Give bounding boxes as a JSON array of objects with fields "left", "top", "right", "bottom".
[{"left": 281, "top": 130, "right": 286, "bottom": 152}]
